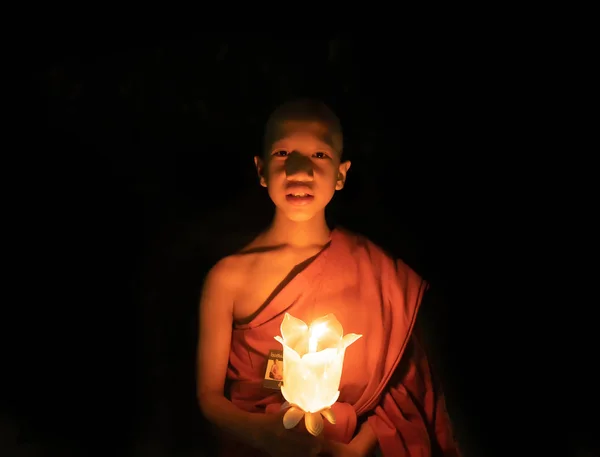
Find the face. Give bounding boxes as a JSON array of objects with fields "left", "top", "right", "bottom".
[{"left": 254, "top": 121, "right": 351, "bottom": 222}]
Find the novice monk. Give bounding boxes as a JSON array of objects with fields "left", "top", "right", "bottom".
[{"left": 196, "top": 100, "right": 461, "bottom": 457}]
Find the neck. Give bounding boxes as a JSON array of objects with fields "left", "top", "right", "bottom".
[{"left": 263, "top": 210, "right": 332, "bottom": 248}]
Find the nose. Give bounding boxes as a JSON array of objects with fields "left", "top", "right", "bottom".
[{"left": 285, "top": 151, "right": 314, "bottom": 181}]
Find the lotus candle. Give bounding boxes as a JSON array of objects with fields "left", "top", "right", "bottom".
[{"left": 274, "top": 313, "right": 362, "bottom": 436}]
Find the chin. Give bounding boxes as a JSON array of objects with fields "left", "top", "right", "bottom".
[
  {"left": 271, "top": 194, "right": 332, "bottom": 223},
  {"left": 283, "top": 210, "right": 319, "bottom": 222},
  {"left": 274, "top": 203, "right": 323, "bottom": 223}
]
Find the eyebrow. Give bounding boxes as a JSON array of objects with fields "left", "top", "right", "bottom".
[{"left": 271, "top": 139, "right": 335, "bottom": 151}]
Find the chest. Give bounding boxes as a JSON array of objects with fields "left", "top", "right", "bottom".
[{"left": 233, "top": 254, "right": 315, "bottom": 323}]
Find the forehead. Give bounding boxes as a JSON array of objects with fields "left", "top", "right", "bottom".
[{"left": 271, "top": 121, "right": 337, "bottom": 151}]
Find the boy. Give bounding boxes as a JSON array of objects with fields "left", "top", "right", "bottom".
[{"left": 196, "top": 99, "right": 461, "bottom": 456}]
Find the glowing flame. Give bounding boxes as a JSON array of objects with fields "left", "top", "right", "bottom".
[{"left": 308, "top": 322, "right": 328, "bottom": 353}]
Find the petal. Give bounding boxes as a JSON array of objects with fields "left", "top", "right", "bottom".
[
  {"left": 274, "top": 337, "right": 301, "bottom": 362},
  {"left": 283, "top": 406, "right": 305, "bottom": 430},
  {"left": 301, "top": 347, "right": 338, "bottom": 362},
  {"left": 321, "top": 408, "right": 336, "bottom": 425},
  {"left": 307, "top": 314, "right": 345, "bottom": 351},
  {"left": 342, "top": 333, "right": 362, "bottom": 349},
  {"left": 284, "top": 387, "right": 313, "bottom": 413},
  {"left": 325, "top": 390, "right": 340, "bottom": 408},
  {"left": 280, "top": 385, "right": 292, "bottom": 405},
  {"left": 280, "top": 401, "right": 291, "bottom": 411},
  {"left": 309, "top": 314, "right": 343, "bottom": 338},
  {"left": 304, "top": 412, "right": 324, "bottom": 436},
  {"left": 280, "top": 313, "right": 308, "bottom": 349}
]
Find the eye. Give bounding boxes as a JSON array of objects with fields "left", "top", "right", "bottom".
[
  {"left": 273, "top": 150, "right": 288, "bottom": 157},
  {"left": 314, "top": 152, "right": 328, "bottom": 159}
]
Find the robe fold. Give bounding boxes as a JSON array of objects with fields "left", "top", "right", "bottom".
[{"left": 221, "top": 228, "right": 461, "bottom": 456}]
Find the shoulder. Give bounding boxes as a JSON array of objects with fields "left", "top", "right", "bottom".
[
  {"left": 202, "top": 253, "right": 247, "bottom": 299},
  {"left": 204, "top": 232, "right": 266, "bottom": 283},
  {"left": 335, "top": 227, "right": 424, "bottom": 284},
  {"left": 335, "top": 227, "right": 398, "bottom": 268}
]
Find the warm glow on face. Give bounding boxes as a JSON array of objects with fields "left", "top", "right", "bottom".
[{"left": 255, "top": 120, "right": 349, "bottom": 224}]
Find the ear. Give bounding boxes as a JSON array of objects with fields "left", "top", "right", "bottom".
[
  {"left": 254, "top": 156, "right": 267, "bottom": 187},
  {"left": 335, "top": 160, "right": 351, "bottom": 191}
]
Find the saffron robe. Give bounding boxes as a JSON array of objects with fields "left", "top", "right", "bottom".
[{"left": 222, "top": 228, "right": 461, "bottom": 456}]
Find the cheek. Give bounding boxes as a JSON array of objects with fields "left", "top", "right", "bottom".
[
  {"left": 266, "top": 161, "right": 285, "bottom": 178},
  {"left": 316, "top": 166, "right": 339, "bottom": 184}
]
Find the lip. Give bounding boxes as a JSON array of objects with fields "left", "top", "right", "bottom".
[
  {"left": 285, "top": 194, "right": 315, "bottom": 206},
  {"left": 285, "top": 185, "right": 313, "bottom": 197},
  {"left": 286, "top": 191, "right": 313, "bottom": 197}
]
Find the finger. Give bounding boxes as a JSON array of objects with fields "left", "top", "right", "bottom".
[
  {"left": 311, "top": 437, "right": 324, "bottom": 456},
  {"left": 318, "top": 440, "right": 333, "bottom": 456},
  {"left": 291, "top": 434, "right": 322, "bottom": 453},
  {"left": 308, "top": 444, "right": 323, "bottom": 457}
]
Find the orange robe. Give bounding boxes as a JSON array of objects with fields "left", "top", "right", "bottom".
[{"left": 221, "top": 228, "right": 461, "bottom": 456}]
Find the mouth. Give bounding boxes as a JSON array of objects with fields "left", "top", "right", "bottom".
[
  {"left": 285, "top": 193, "right": 314, "bottom": 206},
  {"left": 286, "top": 192, "right": 312, "bottom": 197}
]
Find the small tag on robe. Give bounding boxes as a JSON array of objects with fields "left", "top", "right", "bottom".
[{"left": 262, "top": 349, "right": 284, "bottom": 390}]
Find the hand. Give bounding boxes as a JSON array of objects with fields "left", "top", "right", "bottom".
[
  {"left": 319, "top": 441, "right": 364, "bottom": 457},
  {"left": 257, "top": 409, "right": 324, "bottom": 457}
]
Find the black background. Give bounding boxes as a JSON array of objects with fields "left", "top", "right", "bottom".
[{"left": 6, "top": 27, "right": 595, "bottom": 457}]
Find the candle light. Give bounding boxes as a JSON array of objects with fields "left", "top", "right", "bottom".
[
  {"left": 308, "top": 322, "right": 327, "bottom": 353},
  {"left": 274, "top": 313, "right": 362, "bottom": 436}
]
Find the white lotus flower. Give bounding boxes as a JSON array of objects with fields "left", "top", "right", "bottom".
[{"left": 274, "top": 313, "right": 362, "bottom": 435}]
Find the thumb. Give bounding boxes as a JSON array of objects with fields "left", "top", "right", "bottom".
[
  {"left": 308, "top": 437, "right": 325, "bottom": 457},
  {"left": 271, "top": 404, "right": 296, "bottom": 427},
  {"left": 265, "top": 401, "right": 291, "bottom": 417},
  {"left": 276, "top": 403, "right": 292, "bottom": 417}
]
